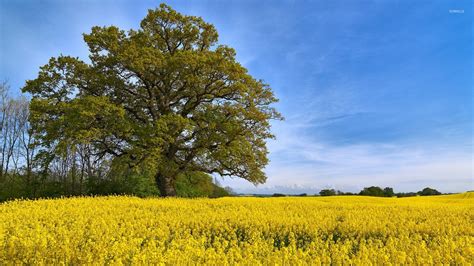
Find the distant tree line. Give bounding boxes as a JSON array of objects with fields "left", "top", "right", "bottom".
[
  {"left": 268, "top": 187, "right": 443, "bottom": 198},
  {"left": 319, "top": 186, "right": 442, "bottom": 197},
  {"left": 0, "top": 82, "right": 232, "bottom": 201}
]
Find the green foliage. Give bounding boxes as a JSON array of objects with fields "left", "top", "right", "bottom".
[
  {"left": 0, "top": 155, "right": 229, "bottom": 201},
  {"left": 319, "top": 189, "right": 336, "bottom": 196},
  {"left": 22, "top": 4, "right": 281, "bottom": 196},
  {"left": 418, "top": 187, "right": 441, "bottom": 196},
  {"left": 0, "top": 171, "right": 231, "bottom": 201},
  {"left": 395, "top": 192, "right": 418, "bottom": 198},
  {"left": 176, "top": 172, "right": 230, "bottom": 198},
  {"left": 0, "top": 173, "right": 75, "bottom": 201},
  {"left": 210, "top": 185, "right": 231, "bottom": 198},
  {"left": 336, "top": 191, "right": 355, "bottom": 196},
  {"left": 359, "top": 186, "right": 386, "bottom": 197},
  {"left": 0, "top": 174, "right": 28, "bottom": 201},
  {"left": 176, "top": 172, "right": 214, "bottom": 197},
  {"left": 383, "top": 187, "right": 395, "bottom": 197},
  {"left": 272, "top": 193, "right": 286, "bottom": 197}
]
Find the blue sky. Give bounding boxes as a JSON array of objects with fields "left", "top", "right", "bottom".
[{"left": 1, "top": 0, "right": 472, "bottom": 193}]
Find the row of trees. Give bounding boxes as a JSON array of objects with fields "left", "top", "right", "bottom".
[
  {"left": 319, "top": 186, "right": 442, "bottom": 197},
  {"left": 0, "top": 82, "right": 34, "bottom": 181},
  {"left": 0, "top": 81, "right": 38, "bottom": 200}
]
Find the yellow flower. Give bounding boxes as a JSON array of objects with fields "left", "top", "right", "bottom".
[{"left": 0, "top": 193, "right": 473, "bottom": 264}]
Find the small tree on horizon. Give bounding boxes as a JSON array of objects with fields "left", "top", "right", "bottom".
[
  {"left": 359, "top": 186, "right": 385, "bottom": 197},
  {"left": 418, "top": 187, "right": 441, "bottom": 196},
  {"left": 383, "top": 187, "right": 395, "bottom": 197},
  {"left": 319, "top": 189, "right": 336, "bottom": 196}
]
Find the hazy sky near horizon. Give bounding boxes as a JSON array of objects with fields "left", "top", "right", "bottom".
[{"left": 1, "top": 0, "right": 472, "bottom": 193}]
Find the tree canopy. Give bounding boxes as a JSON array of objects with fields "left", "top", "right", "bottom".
[
  {"left": 418, "top": 187, "right": 441, "bottom": 196},
  {"left": 359, "top": 186, "right": 393, "bottom": 197},
  {"left": 22, "top": 4, "right": 281, "bottom": 196},
  {"left": 319, "top": 189, "right": 336, "bottom": 196}
]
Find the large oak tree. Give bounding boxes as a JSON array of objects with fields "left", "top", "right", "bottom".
[{"left": 22, "top": 4, "right": 281, "bottom": 196}]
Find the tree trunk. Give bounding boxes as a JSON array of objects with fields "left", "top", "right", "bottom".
[{"left": 155, "top": 173, "right": 177, "bottom": 197}]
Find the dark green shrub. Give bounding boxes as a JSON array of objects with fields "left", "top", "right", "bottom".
[{"left": 319, "top": 189, "right": 336, "bottom": 196}]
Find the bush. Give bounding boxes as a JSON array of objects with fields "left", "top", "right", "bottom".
[
  {"left": 395, "top": 192, "right": 418, "bottom": 198},
  {"left": 176, "top": 172, "right": 214, "bottom": 197},
  {"left": 319, "top": 189, "right": 336, "bottom": 196},
  {"left": 0, "top": 174, "right": 28, "bottom": 201},
  {"left": 176, "top": 172, "right": 230, "bottom": 198},
  {"left": 418, "top": 187, "right": 441, "bottom": 196},
  {"left": 383, "top": 187, "right": 395, "bottom": 197},
  {"left": 210, "top": 185, "right": 230, "bottom": 198},
  {"left": 337, "top": 191, "right": 355, "bottom": 195},
  {"left": 359, "top": 186, "right": 385, "bottom": 197}
]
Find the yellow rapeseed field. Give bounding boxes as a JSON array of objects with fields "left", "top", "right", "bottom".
[{"left": 1, "top": 193, "right": 473, "bottom": 265}]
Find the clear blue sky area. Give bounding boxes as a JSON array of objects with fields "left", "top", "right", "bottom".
[{"left": 1, "top": 0, "right": 472, "bottom": 193}]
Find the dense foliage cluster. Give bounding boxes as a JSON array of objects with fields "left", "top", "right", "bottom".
[
  {"left": 1, "top": 193, "right": 472, "bottom": 264},
  {"left": 359, "top": 186, "right": 394, "bottom": 197}
]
